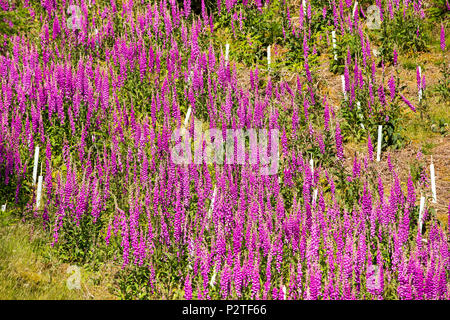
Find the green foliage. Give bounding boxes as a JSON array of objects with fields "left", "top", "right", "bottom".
[
  {"left": 431, "top": 118, "right": 449, "bottom": 136},
  {"left": 1, "top": 0, "right": 448, "bottom": 301},
  {"left": 427, "top": 0, "right": 450, "bottom": 22},
  {"left": 115, "top": 265, "right": 154, "bottom": 299},
  {"left": 401, "top": 59, "right": 417, "bottom": 71},
  {"left": 213, "top": 2, "right": 285, "bottom": 68},
  {"left": 0, "top": 5, "right": 33, "bottom": 37},
  {"left": 433, "top": 55, "right": 450, "bottom": 102},
  {"left": 55, "top": 211, "right": 108, "bottom": 265},
  {"left": 340, "top": 97, "right": 406, "bottom": 151},
  {"left": 421, "top": 141, "right": 435, "bottom": 155},
  {"left": 379, "top": 113, "right": 406, "bottom": 150},
  {"left": 328, "top": 30, "right": 362, "bottom": 74},
  {"left": 433, "top": 80, "right": 450, "bottom": 101},
  {"left": 409, "top": 159, "right": 424, "bottom": 185}
]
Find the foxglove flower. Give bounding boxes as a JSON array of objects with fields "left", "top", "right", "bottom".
[
  {"left": 388, "top": 75, "right": 395, "bottom": 101},
  {"left": 184, "top": 274, "right": 193, "bottom": 300},
  {"left": 416, "top": 66, "right": 422, "bottom": 92},
  {"left": 368, "top": 134, "right": 373, "bottom": 161},
  {"left": 324, "top": 97, "right": 330, "bottom": 131},
  {"left": 400, "top": 94, "right": 416, "bottom": 112},
  {"left": 378, "top": 85, "right": 386, "bottom": 106}
]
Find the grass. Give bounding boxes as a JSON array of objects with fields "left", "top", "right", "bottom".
[
  {"left": 402, "top": 92, "right": 449, "bottom": 145},
  {"left": 0, "top": 211, "right": 116, "bottom": 300},
  {"left": 401, "top": 59, "right": 417, "bottom": 71},
  {"left": 0, "top": 3, "right": 447, "bottom": 300}
]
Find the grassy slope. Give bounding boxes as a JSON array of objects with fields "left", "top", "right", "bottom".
[
  {"left": 0, "top": 211, "right": 116, "bottom": 299},
  {"left": 0, "top": 3, "right": 448, "bottom": 299}
]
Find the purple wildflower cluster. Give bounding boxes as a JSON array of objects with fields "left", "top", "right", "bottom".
[{"left": 0, "top": 0, "right": 447, "bottom": 300}]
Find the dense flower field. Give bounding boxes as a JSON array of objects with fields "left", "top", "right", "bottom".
[{"left": 0, "top": 0, "right": 448, "bottom": 299}]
